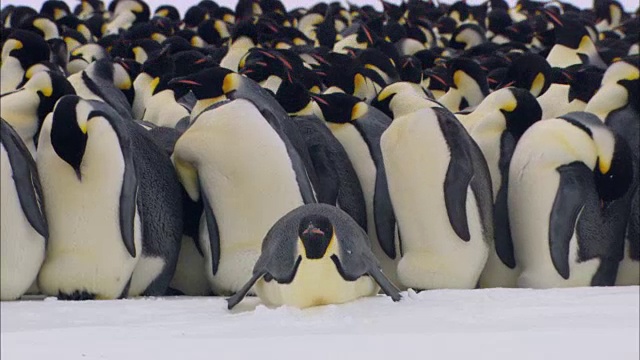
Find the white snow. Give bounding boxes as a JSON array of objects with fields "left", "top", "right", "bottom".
[{"left": 2, "top": 287, "right": 638, "bottom": 360}]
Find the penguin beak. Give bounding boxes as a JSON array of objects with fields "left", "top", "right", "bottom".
[
  {"left": 169, "top": 78, "right": 202, "bottom": 86},
  {"left": 499, "top": 80, "right": 516, "bottom": 89},
  {"left": 303, "top": 225, "right": 325, "bottom": 236},
  {"left": 309, "top": 93, "right": 329, "bottom": 106}
]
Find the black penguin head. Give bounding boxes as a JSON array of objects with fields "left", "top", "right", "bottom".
[
  {"left": 501, "top": 53, "right": 552, "bottom": 97},
  {"left": 25, "top": 71, "right": 76, "bottom": 124},
  {"left": 298, "top": 214, "right": 334, "bottom": 260},
  {"left": 197, "top": 19, "right": 228, "bottom": 47},
  {"left": 501, "top": 87, "right": 542, "bottom": 140},
  {"left": 549, "top": 13, "right": 591, "bottom": 50},
  {"left": 168, "top": 67, "right": 235, "bottom": 100},
  {"left": 50, "top": 95, "right": 88, "bottom": 180},
  {"left": 566, "top": 65, "right": 605, "bottom": 103},
  {"left": 310, "top": 92, "right": 362, "bottom": 123},
  {"left": 448, "top": 57, "right": 489, "bottom": 95},
  {"left": 2, "top": 29, "right": 51, "bottom": 70},
  {"left": 40, "top": 1, "right": 71, "bottom": 20},
  {"left": 154, "top": 5, "right": 180, "bottom": 21},
  {"left": 486, "top": 9, "right": 513, "bottom": 34},
  {"left": 398, "top": 55, "right": 423, "bottom": 84},
  {"left": 184, "top": 5, "right": 209, "bottom": 29},
  {"left": 371, "top": 85, "right": 398, "bottom": 119},
  {"left": 594, "top": 134, "right": 634, "bottom": 205},
  {"left": 274, "top": 80, "right": 311, "bottom": 114}
]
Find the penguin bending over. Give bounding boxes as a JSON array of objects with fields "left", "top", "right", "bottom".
[
  {"left": 1, "top": 119, "right": 48, "bottom": 300},
  {"left": 172, "top": 98, "right": 314, "bottom": 295},
  {"left": 227, "top": 203, "right": 402, "bottom": 309},
  {"left": 36, "top": 96, "right": 182, "bottom": 299},
  {"left": 0, "top": 71, "right": 75, "bottom": 156},
  {"left": 508, "top": 112, "right": 633, "bottom": 288}
]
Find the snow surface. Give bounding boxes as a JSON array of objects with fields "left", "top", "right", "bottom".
[{"left": 2, "top": 287, "right": 638, "bottom": 360}]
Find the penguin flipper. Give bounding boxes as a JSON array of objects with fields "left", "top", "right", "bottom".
[
  {"left": 374, "top": 170, "right": 397, "bottom": 258},
  {"left": 367, "top": 264, "right": 402, "bottom": 302},
  {"left": 259, "top": 109, "right": 317, "bottom": 204},
  {"left": 494, "top": 133, "right": 517, "bottom": 268},
  {"left": 226, "top": 271, "right": 265, "bottom": 310},
  {"left": 0, "top": 119, "right": 48, "bottom": 239},
  {"left": 549, "top": 162, "right": 592, "bottom": 279},
  {"left": 202, "top": 190, "right": 221, "bottom": 276}
]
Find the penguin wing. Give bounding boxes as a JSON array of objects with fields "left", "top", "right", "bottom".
[
  {"left": 494, "top": 132, "right": 517, "bottom": 268},
  {"left": 87, "top": 100, "right": 138, "bottom": 257},
  {"left": 468, "top": 126, "right": 495, "bottom": 244},
  {"left": 434, "top": 107, "right": 474, "bottom": 242},
  {"left": 258, "top": 108, "right": 318, "bottom": 204},
  {"left": 332, "top": 212, "right": 401, "bottom": 301},
  {"left": 202, "top": 190, "right": 221, "bottom": 276},
  {"left": 356, "top": 118, "right": 397, "bottom": 258},
  {"left": 549, "top": 161, "right": 593, "bottom": 279},
  {"left": 292, "top": 115, "right": 367, "bottom": 231},
  {"left": 226, "top": 211, "right": 301, "bottom": 310},
  {"left": 0, "top": 119, "right": 48, "bottom": 240}
]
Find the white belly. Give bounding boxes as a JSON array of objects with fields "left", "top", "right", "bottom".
[
  {"left": 169, "top": 235, "right": 211, "bottom": 295},
  {"left": 327, "top": 123, "right": 402, "bottom": 287},
  {"left": 509, "top": 146, "right": 600, "bottom": 288},
  {"left": 36, "top": 117, "right": 141, "bottom": 299},
  {"left": 0, "top": 91, "right": 40, "bottom": 157},
  {"left": 142, "top": 90, "right": 189, "bottom": 128},
  {"left": 255, "top": 255, "right": 378, "bottom": 308},
  {"left": 538, "top": 84, "right": 570, "bottom": 120},
  {"left": 0, "top": 58, "right": 23, "bottom": 93},
  {"left": 381, "top": 110, "right": 489, "bottom": 290},
  {"left": 132, "top": 74, "right": 154, "bottom": 120},
  {"left": 0, "top": 146, "right": 45, "bottom": 300}
]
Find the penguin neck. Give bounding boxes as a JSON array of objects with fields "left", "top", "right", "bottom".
[
  {"left": 390, "top": 93, "right": 434, "bottom": 118},
  {"left": 584, "top": 83, "right": 628, "bottom": 121},
  {"left": 192, "top": 96, "right": 226, "bottom": 120},
  {"left": 0, "top": 57, "right": 25, "bottom": 93},
  {"left": 546, "top": 44, "right": 583, "bottom": 68},
  {"left": 260, "top": 75, "right": 283, "bottom": 94}
]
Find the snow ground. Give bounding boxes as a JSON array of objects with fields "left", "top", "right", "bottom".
[{"left": 1, "top": 287, "right": 638, "bottom": 360}]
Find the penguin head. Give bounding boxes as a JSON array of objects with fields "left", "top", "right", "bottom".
[
  {"left": 372, "top": 81, "right": 431, "bottom": 119},
  {"left": 2, "top": 29, "right": 50, "bottom": 69},
  {"left": 501, "top": 53, "right": 552, "bottom": 96},
  {"left": 448, "top": 57, "right": 489, "bottom": 95},
  {"left": 501, "top": 87, "right": 542, "bottom": 140},
  {"left": 566, "top": 65, "right": 605, "bottom": 103},
  {"left": 398, "top": 55, "right": 423, "bottom": 84},
  {"left": 24, "top": 71, "right": 76, "bottom": 123},
  {"left": 169, "top": 66, "right": 236, "bottom": 101},
  {"left": 594, "top": 134, "right": 634, "bottom": 206},
  {"left": 310, "top": 92, "right": 362, "bottom": 123},
  {"left": 19, "top": 15, "right": 61, "bottom": 40},
  {"left": 560, "top": 112, "right": 634, "bottom": 206},
  {"left": 41, "top": 1, "right": 72, "bottom": 20},
  {"left": 448, "top": 24, "right": 487, "bottom": 51},
  {"left": 298, "top": 214, "right": 334, "bottom": 259},
  {"left": 153, "top": 5, "right": 180, "bottom": 22},
  {"left": 274, "top": 80, "right": 312, "bottom": 115},
  {"left": 50, "top": 95, "right": 89, "bottom": 179}
]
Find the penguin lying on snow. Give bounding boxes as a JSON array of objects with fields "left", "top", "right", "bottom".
[
  {"left": 227, "top": 203, "right": 401, "bottom": 309},
  {"left": 36, "top": 96, "right": 182, "bottom": 300}
]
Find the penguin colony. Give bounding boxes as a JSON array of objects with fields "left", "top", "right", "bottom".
[{"left": 0, "top": 0, "right": 638, "bottom": 310}]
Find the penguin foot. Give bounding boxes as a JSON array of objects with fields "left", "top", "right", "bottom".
[{"left": 57, "top": 290, "right": 96, "bottom": 301}]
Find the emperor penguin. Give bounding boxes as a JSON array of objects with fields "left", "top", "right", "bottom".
[
  {"left": 131, "top": 47, "right": 174, "bottom": 119},
  {"left": 67, "top": 58, "right": 134, "bottom": 120},
  {"left": 508, "top": 112, "right": 634, "bottom": 288},
  {"left": 378, "top": 94, "right": 494, "bottom": 290},
  {"left": 498, "top": 53, "right": 552, "bottom": 97},
  {"left": 309, "top": 92, "right": 403, "bottom": 287},
  {"left": 36, "top": 96, "right": 183, "bottom": 299},
  {"left": 219, "top": 21, "right": 258, "bottom": 71},
  {"left": 274, "top": 81, "right": 367, "bottom": 231},
  {"left": 545, "top": 13, "right": 606, "bottom": 69},
  {"left": 227, "top": 203, "right": 402, "bottom": 310},
  {"left": 1, "top": 119, "right": 48, "bottom": 301},
  {"left": 0, "top": 71, "right": 75, "bottom": 156},
  {"left": 458, "top": 88, "right": 543, "bottom": 288},
  {"left": 171, "top": 98, "right": 313, "bottom": 295},
  {"left": 438, "top": 57, "right": 490, "bottom": 112},
  {"left": 169, "top": 67, "right": 318, "bottom": 205},
  {"left": 585, "top": 57, "right": 639, "bottom": 285},
  {"left": 1, "top": 29, "right": 51, "bottom": 93},
  {"left": 103, "top": 0, "right": 150, "bottom": 36}
]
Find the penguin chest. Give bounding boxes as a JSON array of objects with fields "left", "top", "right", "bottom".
[
  {"left": 0, "top": 57, "right": 24, "bottom": 93},
  {"left": 0, "top": 92, "right": 40, "bottom": 154},
  {"left": 142, "top": 90, "right": 189, "bottom": 127},
  {"left": 256, "top": 255, "right": 377, "bottom": 308}
]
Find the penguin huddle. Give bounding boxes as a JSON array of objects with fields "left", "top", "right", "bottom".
[{"left": 0, "top": 0, "right": 638, "bottom": 309}]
